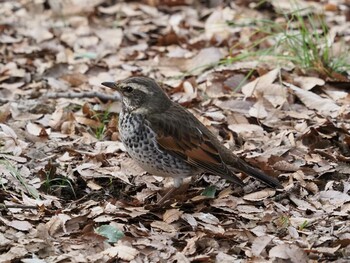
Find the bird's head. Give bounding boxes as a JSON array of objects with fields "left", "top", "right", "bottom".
[{"left": 102, "top": 77, "right": 171, "bottom": 113}]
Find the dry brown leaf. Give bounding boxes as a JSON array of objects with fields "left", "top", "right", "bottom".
[
  {"left": 151, "top": 221, "right": 176, "bottom": 233},
  {"left": 75, "top": 116, "right": 101, "bottom": 128},
  {"left": 163, "top": 209, "right": 183, "bottom": 224},
  {"left": 46, "top": 214, "right": 70, "bottom": 236}
]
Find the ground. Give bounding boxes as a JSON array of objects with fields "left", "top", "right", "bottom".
[{"left": 0, "top": 0, "right": 350, "bottom": 262}]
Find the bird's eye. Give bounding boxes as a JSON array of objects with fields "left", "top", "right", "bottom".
[{"left": 122, "top": 86, "right": 133, "bottom": 93}]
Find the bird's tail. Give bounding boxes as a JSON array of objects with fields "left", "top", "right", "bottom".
[{"left": 234, "top": 159, "right": 283, "bottom": 189}]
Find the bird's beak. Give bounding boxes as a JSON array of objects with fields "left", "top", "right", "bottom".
[{"left": 101, "top": 82, "right": 118, "bottom": 90}]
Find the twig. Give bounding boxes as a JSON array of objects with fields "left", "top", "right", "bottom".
[
  {"left": 0, "top": 204, "right": 38, "bottom": 210},
  {"left": 44, "top": 91, "right": 121, "bottom": 101}
]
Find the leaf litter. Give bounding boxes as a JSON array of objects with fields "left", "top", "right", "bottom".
[{"left": 0, "top": 0, "right": 349, "bottom": 262}]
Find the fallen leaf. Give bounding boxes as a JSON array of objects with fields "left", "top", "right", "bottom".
[
  {"left": 193, "top": 212, "right": 220, "bottom": 225},
  {"left": 151, "top": 221, "right": 176, "bottom": 232},
  {"left": 163, "top": 209, "right": 183, "bottom": 224},
  {"left": 252, "top": 235, "right": 273, "bottom": 256},
  {"left": 8, "top": 220, "right": 32, "bottom": 231},
  {"left": 243, "top": 189, "right": 276, "bottom": 201},
  {"left": 103, "top": 244, "right": 138, "bottom": 261},
  {"left": 185, "top": 47, "right": 223, "bottom": 75},
  {"left": 228, "top": 123, "right": 264, "bottom": 138},
  {"left": 269, "top": 244, "right": 308, "bottom": 262},
  {"left": 242, "top": 68, "right": 279, "bottom": 97},
  {"left": 286, "top": 83, "right": 340, "bottom": 117},
  {"left": 294, "top": 76, "right": 325, "bottom": 90}
]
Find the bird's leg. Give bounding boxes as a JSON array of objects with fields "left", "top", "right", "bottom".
[
  {"left": 156, "top": 178, "right": 183, "bottom": 206},
  {"left": 156, "top": 187, "right": 177, "bottom": 206}
]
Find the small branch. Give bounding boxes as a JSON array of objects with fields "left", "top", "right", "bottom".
[
  {"left": 0, "top": 204, "right": 38, "bottom": 210},
  {"left": 44, "top": 91, "right": 121, "bottom": 101}
]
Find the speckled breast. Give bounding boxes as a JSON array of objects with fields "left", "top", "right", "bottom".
[{"left": 118, "top": 111, "right": 195, "bottom": 179}]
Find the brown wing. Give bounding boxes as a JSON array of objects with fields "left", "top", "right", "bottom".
[{"left": 148, "top": 103, "right": 244, "bottom": 186}]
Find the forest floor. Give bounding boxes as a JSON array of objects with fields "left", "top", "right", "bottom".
[{"left": 0, "top": 0, "right": 350, "bottom": 262}]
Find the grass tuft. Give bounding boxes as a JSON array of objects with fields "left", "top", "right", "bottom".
[{"left": 224, "top": 8, "right": 350, "bottom": 77}]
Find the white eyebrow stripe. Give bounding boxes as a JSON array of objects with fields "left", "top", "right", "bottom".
[{"left": 135, "top": 84, "right": 153, "bottom": 94}]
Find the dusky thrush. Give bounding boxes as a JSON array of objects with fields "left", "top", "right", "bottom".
[{"left": 102, "top": 77, "right": 282, "bottom": 203}]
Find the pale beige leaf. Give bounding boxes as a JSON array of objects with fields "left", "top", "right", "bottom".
[
  {"left": 252, "top": 235, "right": 273, "bottom": 256},
  {"left": 0, "top": 123, "right": 17, "bottom": 138},
  {"left": 87, "top": 180, "right": 103, "bottom": 190},
  {"left": 287, "top": 83, "right": 340, "bottom": 117},
  {"left": 95, "top": 28, "right": 123, "bottom": 50},
  {"left": 290, "top": 195, "right": 317, "bottom": 211},
  {"left": 243, "top": 189, "right": 276, "bottom": 201},
  {"left": 269, "top": 244, "right": 307, "bottom": 262},
  {"left": 249, "top": 100, "right": 268, "bottom": 119},
  {"left": 271, "top": 0, "right": 324, "bottom": 15},
  {"left": 205, "top": 8, "right": 235, "bottom": 40},
  {"left": 185, "top": 47, "right": 223, "bottom": 75},
  {"left": 193, "top": 212, "right": 220, "bottom": 225},
  {"left": 294, "top": 76, "right": 325, "bottom": 90},
  {"left": 8, "top": 220, "right": 32, "bottom": 231},
  {"left": 0, "top": 233, "right": 11, "bottom": 247},
  {"left": 242, "top": 68, "right": 279, "bottom": 97},
  {"left": 0, "top": 246, "right": 28, "bottom": 262},
  {"left": 251, "top": 225, "right": 267, "bottom": 237},
  {"left": 181, "top": 213, "right": 198, "bottom": 229},
  {"left": 319, "top": 190, "right": 350, "bottom": 206},
  {"left": 103, "top": 244, "right": 138, "bottom": 261},
  {"left": 236, "top": 205, "right": 263, "bottom": 213},
  {"left": 202, "top": 223, "right": 225, "bottom": 234},
  {"left": 323, "top": 86, "right": 349, "bottom": 101},
  {"left": 228, "top": 124, "right": 264, "bottom": 139},
  {"left": 262, "top": 83, "right": 287, "bottom": 107}
]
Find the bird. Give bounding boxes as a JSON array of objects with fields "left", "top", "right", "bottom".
[{"left": 101, "top": 77, "right": 282, "bottom": 204}]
